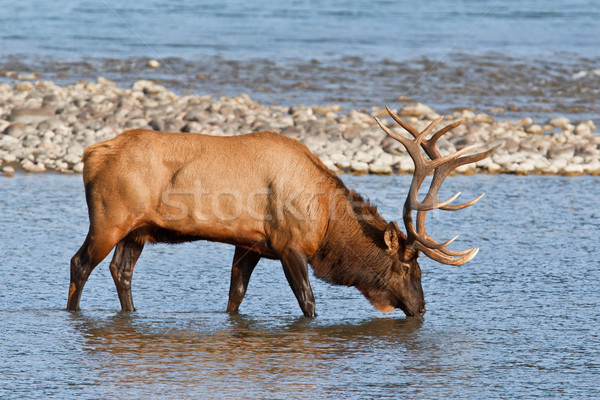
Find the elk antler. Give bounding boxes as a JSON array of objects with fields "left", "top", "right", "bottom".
[{"left": 374, "top": 106, "right": 500, "bottom": 266}]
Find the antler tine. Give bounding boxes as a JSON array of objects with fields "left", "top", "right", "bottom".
[
  {"left": 374, "top": 116, "right": 413, "bottom": 149},
  {"left": 427, "top": 120, "right": 463, "bottom": 151},
  {"left": 415, "top": 210, "right": 475, "bottom": 256},
  {"left": 417, "top": 120, "right": 464, "bottom": 161},
  {"left": 429, "top": 143, "right": 485, "bottom": 170},
  {"left": 408, "top": 190, "right": 461, "bottom": 212},
  {"left": 410, "top": 210, "right": 479, "bottom": 261},
  {"left": 376, "top": 105, "right": 498, "bottom": 266},
  {"left": 425, "top": 143, "right": 500, "bottom": 210},
  {"left": 441, "top": 192, "right": 485, "bottom": 211},
  {"left": 386, "top": 106, "right": 445, "bottom": 146},
  {"left": 374, "top": 116, "right": 428, "bottom": 171},
  {"left": 421, "top": 143, "right": 499, "bottom": 211},
  {"left": 385, "top": 106, "right": 464, "bottom": 161},
  {"left": 419, "top": 116, "right": 444, "bottom": 140},
  {"left": 404, "top": 208, "right": 458, "bottom": 249},
  {"left": 385, "top": 106, "right": 420, "bottom": 138},
  {"left": 441, "top": 143, "right": 502, "bottom": 172},
  {"left": 416, "top": 244, "right": 479, "bottom": 266}
]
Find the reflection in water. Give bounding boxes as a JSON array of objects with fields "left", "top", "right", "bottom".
[{"left": 67, "top": 312, "right": 434, "bottom": 398}]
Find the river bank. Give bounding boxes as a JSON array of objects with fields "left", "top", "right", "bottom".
[{"left": 1, "top": 77, "right": 599, "bottom": 176}]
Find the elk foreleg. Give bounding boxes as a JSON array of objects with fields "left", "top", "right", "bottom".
[
  {"left": 109, "top": 234, "right": 144, "bottom": 312},
  {"left": 226, "top": 246, "right": 261, "bottom": 314},
  {"left": 281, "top": 249, "right": 316, "bottom": 317}
]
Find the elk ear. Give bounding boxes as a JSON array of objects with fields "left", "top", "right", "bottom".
[{"left": 384, "top": 222, "right": 400, "bottom": 252}]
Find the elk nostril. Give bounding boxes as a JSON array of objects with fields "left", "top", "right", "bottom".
[{"left": 419, "top": 307, "right": 426, "bottom": 315}]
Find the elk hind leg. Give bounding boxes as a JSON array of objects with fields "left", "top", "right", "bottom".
[
  {"left": 226, "top": 246, "right": 261, "bottom": 314},
  {"left": 109, "top": 233, "right": 144, "bottom": 312},
  {"left": 67, "top": 230, "right": 121, "bottom": 311}
]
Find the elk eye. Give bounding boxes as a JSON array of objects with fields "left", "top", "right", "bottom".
[{"left": 393, "top": 263, "right": 409, "bottom": 275}]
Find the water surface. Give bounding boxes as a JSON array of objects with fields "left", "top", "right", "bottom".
[{"left": 1, "top": 173, "right": 599, "bottom": 398}]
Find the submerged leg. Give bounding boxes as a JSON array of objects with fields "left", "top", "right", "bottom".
[
  {"left": 109, "top": 234, "right": 144, "bottom": 312},
  {"left": 226, "top": 246, "right": 261, "bottom": 314},
  {"left": 280, "top": 249, "right": 316, "bottom": 318},
  {"left": 67, "top": 230, "right": 121, "bottom": 311}
]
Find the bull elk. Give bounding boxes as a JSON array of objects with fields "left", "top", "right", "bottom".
[{"left": 67, "top": 106, "right": 497, "bottom": 317}]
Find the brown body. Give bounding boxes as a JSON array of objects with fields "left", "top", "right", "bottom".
[
  {"left": 82, "top": 130, "right": 331, "bottom": 258},
  {"left": 68, "top": 109, "right": 495, "bottom": 317}
]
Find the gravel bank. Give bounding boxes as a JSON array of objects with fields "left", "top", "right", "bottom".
[{"left": 1, "top": 78, "right": 599, "bottom": 176}]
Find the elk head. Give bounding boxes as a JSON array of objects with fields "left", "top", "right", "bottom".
[{"left": 372, "top": 107, "right": 499, "bottom": 316}]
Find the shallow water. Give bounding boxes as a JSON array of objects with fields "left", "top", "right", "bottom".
[
  {"left": 1, "top": 1, "right": 599, "bottom": 123},
  {"left": 1, "top": 173, "right": 599, "bottom": 399}
]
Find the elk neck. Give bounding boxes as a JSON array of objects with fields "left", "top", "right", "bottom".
[{"left": 308, "top": 182, "right": 393, "bottom": 292}]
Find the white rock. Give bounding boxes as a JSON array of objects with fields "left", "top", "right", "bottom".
[
  {"left": 97, "top": 76, "right": 116, "bottom": 86},
  {"left": 63, "top": 154, "right": 82, "bottom": 164},
  {"left": 455, "top": 164, "right": 473, "bottom": 173},
  {"left": 399, "top": 103, "right": 435, "bottom": 117},
  {"left": 147, "top": 59, "right": 161, "bottom": 68},
  {"left": 486, "top": 161, "right": 503, "bottom": 173},
  {"left": 335, "top": 159, "right": 351, "bottom": 169},
  {"left": 580, "top": 120, "right": 596, "bottom": 131},
  {"left": 548, "top": 116, "right": 571, "bottom": 129},
  {"left": 66, "top": 144, "right": 84, "bottom": 157},
  {"left": 55, "top": 160, "right": 69, "bottom": 170},
  {"left": 321, "top": 159, "right": 339, "bottom": 172},
  {"left": 533, "top": 157, "right": 551, "bottom": 170},
  {"left": 525, "top": 124, "right": 543, "bottom": 135},
  {"left": 350, "top": 160, "right": 369, "bottom": 173},
  {"left": 519, "top": 117, "right": 533, "bottom": 126},
  {"left": 571, "top": 156, "right": 584, "bottom": 164},
  {"left": 72, "top": 162, "right": 85, "bottom": 173},
  {"left": 474, "top": 113, "right": 494, "bottom": 124},
  {"left": 15, "top": 81, "right": 34, "bottom": 91},
  {"left": 563, "top": 164, "right": 584, "bottom": 175},
  {"left": 552, "top": 158, "right": 568, "bottom": 170},
  {"left": 505, "top": 163, "right": 518, "bottom": 173},
  {"left": 459, "top": 110, "right": 476, "bottom": 121},
  {"left": 548, "top": 145, "right": 575, "bottom": 160},
  {"left": 354, "top": 150, "right": 374, "bottom": 163},
  {"left": 347, "top": 110, "right": 372, "bottom": 124},
  {"left": 2, "top": 153, "right": 17, "bottom": 163},
  {"left": 492, "top": 154, "right": 512, "bottom": 165},
  {"left": 518, "top": 161, "right": 535, "bottom": 172},
  {"left": 396, "top": 156, "right": 415, "bottom": 172},
  {"left": 42, "top": 130, "right": 56, "bottom": 139},
  {"left": 475, "top": 157, "right": 495, "bottom": 169},
  {"left": 583, "top": 160, "right": 600, "bottom": 174},
  {"left": 277, "top": 116, "right": 295, "bottom": 127},
  {"left": 329, "top": 152, "right": 345, "bottom": 162},
  {"left": 377, "top": 152, "right": 394, "bottom": 166},
  {"left": 22, "top": 159, "right": 46, "bottom": 173},
  {"left": 369, "top": 163, "right": 393, "bottom": 175},
  {"left": 0, "top": 135, "right": 20, "bottom": 146},
  {"left": 574, "top": 123, "right": 591, "bottom": 136}
]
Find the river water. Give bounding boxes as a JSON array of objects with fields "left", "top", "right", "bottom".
[
  {"left": 1, "top": 1, "right": 599, "bottom": 123},
  {"left": 0, "top": 173, "right": 598, "bottom": 399}
]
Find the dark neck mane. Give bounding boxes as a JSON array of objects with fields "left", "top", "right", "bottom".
[{"left": 308, "top": 177, "right": 392, "bottom": 292}]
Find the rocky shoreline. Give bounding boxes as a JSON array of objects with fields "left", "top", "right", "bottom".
[{"left": 1, "top": 78, "right": 599, "bottom": 176}]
